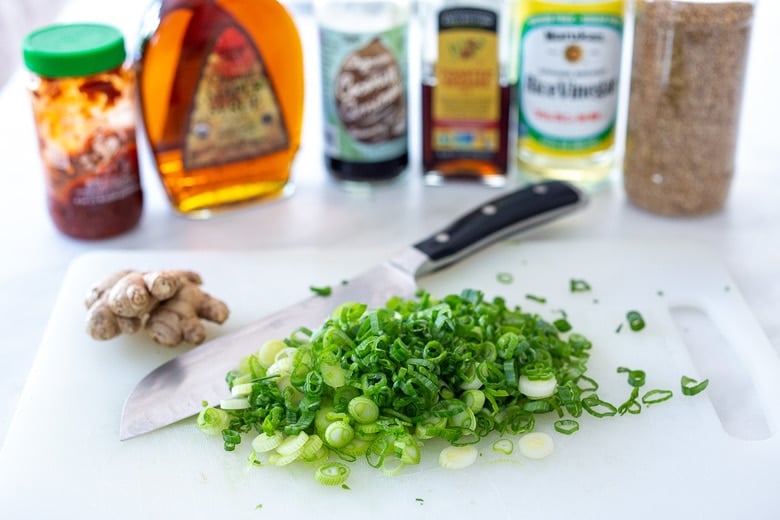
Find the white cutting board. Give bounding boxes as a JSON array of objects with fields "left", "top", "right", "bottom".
[{"left": 1, "top": 241, "right": 779, "bottom": 519}]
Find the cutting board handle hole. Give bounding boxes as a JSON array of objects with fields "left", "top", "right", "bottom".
[{"left": 670, "top": 305, "right": 771, "bottom": 441}]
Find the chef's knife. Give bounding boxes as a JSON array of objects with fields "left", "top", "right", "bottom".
[{"left": 120, "top": 181, "right": 586, "bottom": 440}]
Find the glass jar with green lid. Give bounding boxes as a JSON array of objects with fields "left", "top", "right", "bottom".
[{"left": 23, "top": 23, "right": 143, "bottom": 240}]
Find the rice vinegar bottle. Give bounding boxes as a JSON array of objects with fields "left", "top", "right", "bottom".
[{"left": 516, "top": 0, "right": 624, "bottom": 187}]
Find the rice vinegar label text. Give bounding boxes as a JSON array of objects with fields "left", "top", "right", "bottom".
[
  {"left": 519, "top": 13, "right": 622, "bottom": 152},
  {"left": 183, "top": 26, "right": 289, "bottom": 170}
]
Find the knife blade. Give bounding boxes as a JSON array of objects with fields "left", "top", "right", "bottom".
[{"left": 120, "top": 180, "right": 586, "bottom": 440}]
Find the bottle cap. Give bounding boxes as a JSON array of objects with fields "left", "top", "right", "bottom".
[{"left": 22, "top": 23, "right": 126, "bottom": 78}]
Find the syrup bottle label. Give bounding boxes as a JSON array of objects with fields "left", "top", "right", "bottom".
[
  {"left": 432, "top": 7, "right": 500, "bottom": 158},
  {"left": 183, "top": 25, "right": 289, "bottom": 170},
  {"left": 320, "top": 25, "right": 408, "bottom": 162},
  {"left": 518, "top": 1, "right": 623, "bottom": 155}
]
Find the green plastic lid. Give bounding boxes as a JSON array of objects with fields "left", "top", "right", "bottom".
[{"left": 22, "top": 23, "right": 126, "bottom": 78}]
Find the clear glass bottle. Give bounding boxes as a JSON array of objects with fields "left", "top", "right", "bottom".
[
  {"left": 137, "top": 0, "right": 304, "bottom": 217},
  {"left": 623, "top": 0, "right": 756, "bottom": 216},
  {"left": 22, "top": 24, "right": 143, "bottom": 240},
  {"left": 315, "top": 0, "right": 411, "bottom": 182},
  {"left": 419, "top": 0, "right": 519, "bottom": 186},
  {"left": 516, "top": 0, "right": 624, "bottom": 187}
]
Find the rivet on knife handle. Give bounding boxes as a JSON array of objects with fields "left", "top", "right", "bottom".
[{"left": 413, "top": 181, "right": 586, "bottom": 274}]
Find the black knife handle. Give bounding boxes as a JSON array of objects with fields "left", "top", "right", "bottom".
[{"left": 413, "top": 181, "right": 585, "bottom": 274}]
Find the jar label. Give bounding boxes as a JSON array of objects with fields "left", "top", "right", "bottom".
[
  {"left": 432, "top": 7, "right": 500, "bottom": 157},
  {"left": 183, "top": 25, "right": 289, "bottom": 170},
  {"left": 518, "top": 7, "right": 622, "bottom": 154},
  {"left": 320, "top": 25, "right": 408, "bottom": 162}
]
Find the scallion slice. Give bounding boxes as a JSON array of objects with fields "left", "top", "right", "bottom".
[
  {"left": 582, "top": 395, "right": 617, "bottom": 418},
  {"left": 518, "top": 375, "right": 557, "bottom": 399},
  {"left": 554, "top": 419, "right": 579, "bottom": 435},
  {"left": 310, "top": 285, "right": 332, "bottom": 296},
  {"left": 642, "top": 389, "right": 673, "bottom": 405},
  {"left": 251, "top": 431, "right": 284, "bottom": 453},
  {"left": 496, "top": 272, "right": 514, "bottom": 284},
  {"left": 627, "top": 310, "right": 645, "bottom": 331},
  {"left": 492, "top": 438, "right": 514, "bottom": 455},
  {"left": 197, "top": 407, "right": 230, "bottom": 436},
  {"left": 681, "top": 376, "right": 709, "bottom": 396},
  {"left": 438, "top": 445, "right": 478, "bottom": 470},
  {"left": 518, "top": 432, "right": 554, "bottom": 459},
  {"left": 219, "top": 398, "right": 251, "bottom": 410},
  {"left": 315, "top": 462, "right": 350, "bottom": 486},
  {"left": 570, "top": 279, "right": 591, "bottom": 292},
  {"left": 276, "top": 431, "right": 309, "bottom": 456},
  {"left": 347, "top": 396, "right": 379, "bottom": 424},
  {"left": 325, "top": 421, "right": 354, "bottom": 449}
]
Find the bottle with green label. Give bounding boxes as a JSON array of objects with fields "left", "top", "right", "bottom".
[
  {"left": 516, "top": 0, "right": 624, "bottom": 187},
  {"left": 315, "top": 0, "right": 411, "bottom": 182}
]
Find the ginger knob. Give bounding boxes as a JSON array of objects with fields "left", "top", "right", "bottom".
[{"left": 84, "top": 269, "right": 229, "bottom": 346}]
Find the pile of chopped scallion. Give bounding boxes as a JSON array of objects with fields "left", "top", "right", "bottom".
[{"left": 198, "top": 289, "right": 705, "bottom": 486}]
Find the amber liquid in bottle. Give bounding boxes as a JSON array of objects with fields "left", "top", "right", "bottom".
[
  {"left": 420, "top": 5, "right": 513, "bottom": 187},
  {"left": 138, "top": 0, "right": 304, "bottom": 216},
  {"left": 422, "top": 82, "right": 512, "bottom": 185}
]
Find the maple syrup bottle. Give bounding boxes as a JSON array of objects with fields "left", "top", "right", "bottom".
[{"left": 137, "top": 0, "right": 304, "bottom": 217}]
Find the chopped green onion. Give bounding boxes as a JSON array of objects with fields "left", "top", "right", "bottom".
[
  {"left": 268, "top": 450, "right": 300, "bottom": 466},
  {"left": 300, "top": 435, "right": 324, "bottom": 460},
  {"left": 347, "top": 396, "right": 379, "bottom": 424},
  {"left": 570, "top": 279, "right": 591, "bottom": 292},
  {"left": 276, "top": 431, "right": 309, "bottom": 456},
  {"left": 582, "top": 395, "right": 618, "bottom": 418},
  {"left": 222, "top": 429, "right": 241, "bottom": 451},
  {"left": 310, "top": 285, "right": 332, "bottom": 296},
  {"left": 314, "top": 462, "right": 351, "bottom": 486},
  {"left": 257, "top": 339, "right": 287, "bottom": 369},
  {"left": 197, "top": 407, "right": 230, "bottom": 436},
  {"left": 617, "top": 387, "right": 642, "bottom": 415},
  {"left": 200, "top": 289, "right": 673, "bottom": 478},
  {"left": 578, "top": 375, "right": 599, "bottom": 392},
  {"left": 525, "top": 294, "right": 547, "bottom": 304},
  {"left": 553, "top": 318, "right": 572, "bottom": 332},
  {"left": 617, "top": 367, "right": 646, "bottom": 388},
  {"left": 251, "top": 431, "right": 284, "bottom": 453},
  {"left": 462, "top": 389, "right": 486, "bottom": 412},
  {"left": 554, "top": 419, "right": 579, "bottom": 435},
  {"left": 438, "top": 445, "right": 478, "bottom": 470},
  {"left": 681, "top": 376, "right": 709, "bottom": 396},
  {"left": 518, "top": 432, "right": 554, "bottom": 459},
  {"left": 642, "top": 389, "right": 673, "bottom": 405},
  {"left": 492, "top": 438, "right": 514, "bottom": 455},
  {"left": 219, "top": 398, "right": 250, "bottom": 410},
  {"left": 325, "top": 421, "right": 354, "bottom": 449},
  {"left": 496, "top": 272, "right": 514, "bottom": 284},
  {"left": 518, "top": 375, "right": 557, "bottom": 399},
  {"left": 230, "top": 383, "right": 254, "bottom": 397},
  {"left": 627, "top": 310, "right": 645, "bottom": 331}
]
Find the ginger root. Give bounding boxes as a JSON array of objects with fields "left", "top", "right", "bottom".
[{"left": 85, "top": 269, "right": 229, "bottom": 346}]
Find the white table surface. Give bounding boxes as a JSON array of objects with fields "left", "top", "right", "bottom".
[{"left": 1, "top": 0, "right": 778, "bottom": 451}]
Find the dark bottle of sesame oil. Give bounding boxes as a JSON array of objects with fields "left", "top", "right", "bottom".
[{"left": 315, "top": 0, "right": 411, "bottom": 182}]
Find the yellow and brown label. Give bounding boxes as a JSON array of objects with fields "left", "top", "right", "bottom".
[
  {"left": 433, "top": 7, "right": 500, "bottom": 155},
  {"left": 183, "top": 26, "right": 288, "bottom": 170}
]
